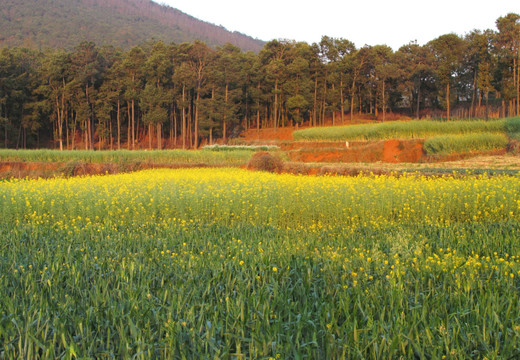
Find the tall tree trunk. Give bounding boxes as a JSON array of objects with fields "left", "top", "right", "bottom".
[
  {"left": 358, "top": 86, "right": 362, "bottom": 115},
  {"left": 2, "top": 105, "right": 7, "bottom": 148},
  {"left": 274, "top": 77, "right": 279, "bottom": 130},
  {"left": 471, "top": 69, "right": 477, "bottom": 118},
  {"left": 322, "top": 81, "right": 327, "bottom": 126},
  {"left": 188, "top": 99, "right": 193, "bottom": 148},
  {"left": 131, "top": 99, "right": 135, "bottom": 149},
  {"left": 109, "top": 116, "right": 113, "bottom": 150},
  {"left": 223, "top": 83, "right": 228, "bottom": 142},
  {"left": 71, "top": 111, "right": 76, "bottom": 150},
  {"left": 332, "top": 83, "right": 336, "bottom": 126},
  {"left": 446, "top": 83, "right": 450, "bottom": 121},
  {"left": 257, "top": 81, "right": 261, "bottom": 131},
  {"left": 57, "top": 99, "right": 63, "bottom": 151},
  {"left": 174, "top": 105, "right": 178, "bottom": 147},
  {"left": 416, "top": 81, "right": 421, "bottom": 119},
  {"left": 313, "top": 74, "right": 318, "bottom": 126},
  {"left": 157, "top": 123, "right": 162, "bottom": 150},
  {"left": 485, "top": 90, "right": 489, "bottom": 120},
  {"left": 127, "top": 102, "right": 131, "bottom": 150},
  {"left": 382, "top": 80, "right": 386, "bottom": 122},
  {"left": 148, "top": 123, "right": 152, "bottom": 150},
  {"left": 194, "top": 88, "right": 200, "bottom": 149},
  {"left": 117, "top": 99, "right": 121, "bottom": 150},
  {"left": 256, "top": 107, "right": 260, "bottom": 132},
  {"left": 169, "top": 104, "right": 173, "bottom": 144},
  {"left": 350, "top": 80, "right": 356, "bottom": 122},
  {"left": 84, "top": 120, "right": 88, "bottom": 150},
  {"left": 340, "top": 77, "right": 345, "bottom": 124},
  {"left": 65, "top": 110, "right": 69, "bottom": 149},
  {"left": 182, "top": 85, "right": 186, "bottom": 149},
  {"left": 516, "top": 52, "right": 519, "bottom": 116}
]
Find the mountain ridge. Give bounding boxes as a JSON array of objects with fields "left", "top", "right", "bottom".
[{"left": 0, "top": 0, "right": 265, "bottom": 52}]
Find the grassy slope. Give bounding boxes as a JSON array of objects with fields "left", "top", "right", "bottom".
[{"left": 293, "top": 117, "right": 520, "bottom": 142}]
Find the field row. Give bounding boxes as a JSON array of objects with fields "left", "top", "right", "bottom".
[
  {"left": 293, "top": 117, "right": 520, "bottom": 143},
  {"left": 0, "top": 149, "right": 256, "bottom": 165},
  {"left": 1, "top": 168, "right": 520, "bottom": 228}
]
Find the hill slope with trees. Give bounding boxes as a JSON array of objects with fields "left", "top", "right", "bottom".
[{"left": 0, "top": 0, "right": 264, "bottom": 52}]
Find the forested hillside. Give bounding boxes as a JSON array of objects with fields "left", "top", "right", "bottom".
[
  {"left": 0, "top": 13, "right": 518, "bottom": 150},
  {"left": 0, "top": 0, "right": 264, "bottom": 52}
]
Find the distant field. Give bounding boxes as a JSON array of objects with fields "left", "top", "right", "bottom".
[
  {"left": 424, "top": 133, "right": 510, "bottom": 155},
  {"left": 0, "top": 149, "right": 255, "bottom": 165},
  {"left": 293, "top": 117, "right": 520, "bottom": 142}
]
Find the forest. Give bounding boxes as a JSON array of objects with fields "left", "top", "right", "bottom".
[{"left": 0, "top": 12, "right": 519, "bottom": 150}]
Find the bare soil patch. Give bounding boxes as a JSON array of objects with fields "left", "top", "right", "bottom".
[{"left": 286, "top": 139, "right": 425, "bottom": 163}]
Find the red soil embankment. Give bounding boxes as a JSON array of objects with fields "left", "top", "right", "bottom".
[{"left": 286, "top": 139, "right": 425, "bottom": 163}]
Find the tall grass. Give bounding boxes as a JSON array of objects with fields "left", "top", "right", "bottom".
[
  {"left": 0, "top": 149, "right": 254, "bottom": 165},
  {"left": 293, "top": 117, "right": 520, "bottom": 141},
  {"left": 424, "top": 133, "right": 509, "bottom": 155}
]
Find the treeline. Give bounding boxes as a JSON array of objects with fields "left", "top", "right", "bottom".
[{"left": 0, "top": 13, "right": 519, "bottom": 150}]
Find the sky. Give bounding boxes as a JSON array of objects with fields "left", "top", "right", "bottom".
[{"left": 154, "top": 0, "right": 519, "bottom": 50}]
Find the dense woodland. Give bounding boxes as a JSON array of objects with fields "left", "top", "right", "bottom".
[{"left": 0, "top": 13, "right": 519, "bottom": 150}]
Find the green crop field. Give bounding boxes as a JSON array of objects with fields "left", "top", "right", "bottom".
[
  {"left": 423, "top": 133, "right": 510, "bottom": 155},
  {"left": 292, "top": 117, "right": 520, "bottom": 144},
  {"left": 0, "top": 149, "right": 256, "bottom": 166},
  {"left": 1, "top": 168, "right": 520, "bottom": 358}
]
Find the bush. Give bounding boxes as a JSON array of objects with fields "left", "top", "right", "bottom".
[
  {"left": 246, "top": 151, "right": 284, "bottom": 173},
  {"left": 507, "top": 139, "right": 520, "bottom": 155}
]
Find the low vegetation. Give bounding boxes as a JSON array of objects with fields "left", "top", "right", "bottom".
[
  {"left": 293, "top": 117, "right": 520, "bottom": 141},
  {"left": 424, "top": 133, "right": 510, "bottom": 155},
  {"left": 202, "top": 144, "right": 280, "bottom": 151},
  {"left": 246, "top": 151, "right": 285, "bottom": 172},
  {"left": 0, "top": 149, "right": 253, "bottom": 166},
  {"left": 2, "top": 168, "right": 520, "bottom": 358}
]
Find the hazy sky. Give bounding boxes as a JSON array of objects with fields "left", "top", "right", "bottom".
[{"left": 154, "top": 0, "right": 519, "bottom": 50}]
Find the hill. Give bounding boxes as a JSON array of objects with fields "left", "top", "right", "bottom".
[{"left": 0, "top": 0, "right": 265, "bottom": 52}]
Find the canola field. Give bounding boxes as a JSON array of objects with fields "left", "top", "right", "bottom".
[{"left": 2, "top": 168, "right": 520, "bottom": 359}]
